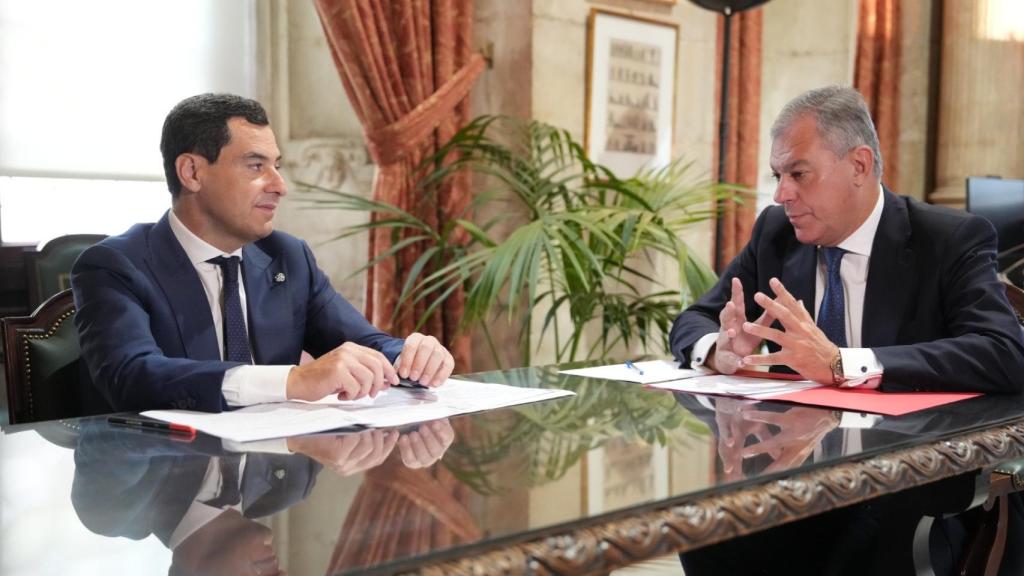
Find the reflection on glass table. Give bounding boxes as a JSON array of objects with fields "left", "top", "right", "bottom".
[{"left": 1, "top": 364, "right": 1022, "bottom": 575}]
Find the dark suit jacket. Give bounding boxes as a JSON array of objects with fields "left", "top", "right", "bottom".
[
  {"left": 71, "top": 421, "right": 321, "bottom": 546},
  {"left": 71, "top": 212, "right": 404, "bottom": 412},
  {"left": 670, "top": 190, "right": 1024, "bottom": 393}
]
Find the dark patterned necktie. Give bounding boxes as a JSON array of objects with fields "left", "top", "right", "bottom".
[
  {"left": 817, "top": 247, "right": 848, "bottom": 347},
  {"left": 208, "top": 256, "right": 253, "bottom": 364},
  {"left": 204, "top": 455, "right": 242, "bottom": 508}
]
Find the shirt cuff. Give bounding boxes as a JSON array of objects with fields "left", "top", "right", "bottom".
[
  {"left": 222, "top": 438, "right": 292, "bottom": 454},
  {"left": 689, "top": 333, "right": 719, "bottom": 369},
  {"left": 837, "top": 348, "right": 884, "bottom": 389},
  {"left": 222, "top": 365, "right": 293, "bottom": 406}
]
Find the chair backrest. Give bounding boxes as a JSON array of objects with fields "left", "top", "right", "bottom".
[
  {"left": 1, "top": 289, "right": 82, "bottom": 424},
  {"left": 1003, "top": 280, "right": 1024, "bottom": 326},
  {"left": 25, "top": 234, "right": 106, "bottom": 310}
]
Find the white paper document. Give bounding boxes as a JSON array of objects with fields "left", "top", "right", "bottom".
[
  {"left": 558, "top": 359, "right": 703, "bottom": 384},
  {"left": 647, "top": 373, "right": 822, "bottom": 399},
  {"left": 142, "top": 379, "right": 574, "bottom": 442}
]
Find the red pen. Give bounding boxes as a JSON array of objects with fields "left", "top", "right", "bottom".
[{"left": 107, "top": 416, "right": 197, "bottom": 438}]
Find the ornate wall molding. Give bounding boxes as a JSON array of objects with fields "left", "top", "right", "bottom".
[
  {"left": 282, "top": 137, "right": 373, "bottom": 193},
  {"left": 408, "top": 419, "right": 1024, "bottom": 575}
]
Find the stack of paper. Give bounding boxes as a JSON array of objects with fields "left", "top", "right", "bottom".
[{"left": 143, "top": 379, "right": 574, "bottom": 442}]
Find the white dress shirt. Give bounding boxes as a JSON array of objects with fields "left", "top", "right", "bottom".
[
  {"left": 168, "top": 210, "right": 292, "bottom": 405},
  {"left": 691, "top": 186, "right": 886, "bottom": 387}
]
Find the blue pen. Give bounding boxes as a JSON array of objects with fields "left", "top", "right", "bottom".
[{"left": 625, "top": 359, "right": 644, "bottom": 376}]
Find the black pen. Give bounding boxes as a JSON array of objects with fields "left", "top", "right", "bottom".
[
  {"left": 107, "top": 416, "right": 197, "bottom": 437},
  {"left": 395, "top": 378, "right": 429, "bottom": 389}
]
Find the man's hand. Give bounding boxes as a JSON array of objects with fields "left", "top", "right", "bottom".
[
  {"left": 397, "top": 419, "right": 455, "bottom": 469},
  {"left": 396, "top": 333, "right": 455, "bottom": 387},
  {"left": 733, "top": 406, "right": 840, "bottom": 473},
  {"left": 740, "top": 277, "right": 839, "bottom": 384},
  {"left": 286, "top": 342, "right": 399, "bottom": 402},
  {"left": 710, "top": 277, "right": 776, "bottom": 373},
  {"left": 715, "top": 398, "right": 779, "bottom": 481},
  {"left": 714, "top": 398, "right": 839, "bottom": 480},
  {"left": 287, "top": 429, "right": 398, "bottom": 476}
]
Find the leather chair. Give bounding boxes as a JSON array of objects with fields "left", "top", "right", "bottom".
[
  {"left": 25, "top": 234, "right": 105, "bottom": 311},
  {"left": 1, "top": 289, "right": 82, "bottom": 424},
  {"left": 913, "top": 281, "right": 1024, "bottom": 576}
]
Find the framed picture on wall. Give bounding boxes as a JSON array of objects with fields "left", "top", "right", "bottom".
[
  {"left": 585, "top": 9, "right": 678, "bottom": 178},
  {"left": 584, "top": 437, "right": 670, "bottom": 514}
]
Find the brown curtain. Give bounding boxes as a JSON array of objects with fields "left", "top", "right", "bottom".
[
  {"left": 324, "top": 454, "right": 482, "bottom": 572},
  {"left": 854, "top": 0, "right": 900, "bottom": 190},
  {"left": 313, "top": 0, "right": 485, "bottom": 371},
  {"left": 713, "top": 10, "right": 763, "bottom": 271}
]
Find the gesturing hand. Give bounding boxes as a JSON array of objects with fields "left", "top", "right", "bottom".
[
  {"left": 396, "top": 333, "right": 455, "bottom": 388},
  {"left": 715, "top": 398, "right": 779, "bottom": 481},
  {"left": 714, "top": 398, "right": 840, "bottom": 480},
  {"left": 286, "top": 342, "right": 399, "bottom": 402},
  {"left": 740, "top": 277, "right": 839, "bottom": 384},
  {"left": 711, "top": 277, "right": 776, "bottom": 374},
  {"left": 732, "top": 405, "right": 840, "bottom": 474}
]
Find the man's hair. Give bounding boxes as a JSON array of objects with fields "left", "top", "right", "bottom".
[
  {"left": 771, "top": 85, "right": 883, "bottom": 178},
  {"left": 160, "top": 93, "right": 269, "bottom": 196}
]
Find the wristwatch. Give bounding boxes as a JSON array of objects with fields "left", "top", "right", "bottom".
[{"left": 829, "top": 348, "right": 845, "bottom": 386}]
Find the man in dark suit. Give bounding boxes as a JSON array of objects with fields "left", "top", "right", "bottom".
[
  {"left": 670, "top": 85, "right": 1024, "bottom": 393},
  {"left": 71, "top": 421, "right": 320, "bottom": 576},
  {"left": 72, "top": 94, "right": 455, "bottom": 413}
]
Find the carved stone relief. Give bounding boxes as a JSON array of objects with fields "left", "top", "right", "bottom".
[{"left": 277, "top": 137, "right": 375, "bottom": 309}]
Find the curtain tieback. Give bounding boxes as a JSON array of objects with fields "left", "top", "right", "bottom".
[{"left": 363, "top": 53, "right": 486, "bottom": 166}]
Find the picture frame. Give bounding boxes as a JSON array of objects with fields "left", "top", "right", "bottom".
[
  {"left": 585, "top": 9, "right": 679, "bottom": 178},
  {"left": 584, "top": 437, "right": 670, "bottom": 514}
]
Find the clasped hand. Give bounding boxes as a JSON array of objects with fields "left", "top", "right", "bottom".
[
  {"left": 286, "top": 419, "right": 455, "bottom": 476},
  {"left": 711, "top": 277, "right": 838, "bottom": 384},
  {"left": 286, "top": 333, "right": 455, "bottom": 402}
]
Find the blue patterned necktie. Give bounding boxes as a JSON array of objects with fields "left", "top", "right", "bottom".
[
  {"left": 817, "top": 247, "right": 848, "bottom": 347},
  {"left": 208, "top": 256, "right": 253, "bottom": 364}
]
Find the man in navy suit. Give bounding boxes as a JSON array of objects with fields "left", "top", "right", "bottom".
[
  {"left": 670, "top": 85, "right": 1024, "bottom": 394},
  {"left": 72, "top": 93, "right": 455, "bottom": 413}
]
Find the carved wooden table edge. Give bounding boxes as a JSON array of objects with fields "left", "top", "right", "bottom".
[{"left": 402, "top": 419, "right": 1024, "bottom": 576}]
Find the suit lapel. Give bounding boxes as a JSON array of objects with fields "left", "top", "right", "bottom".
[
  {"left": 146, "top": 213, "right": 222, "bottom": 361},
  {"left": 780, "top": 238, "right": 817, "bottom": 320},
  {"left": 862, "top": 190, "right": 915, "bottom": 347},
  {"left": 242, "top": 242, "right": 288, "bottom": 364}
]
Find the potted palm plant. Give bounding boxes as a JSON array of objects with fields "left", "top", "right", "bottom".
[{"left": 298, "top": 115, "right": 734, "bottom": 368}]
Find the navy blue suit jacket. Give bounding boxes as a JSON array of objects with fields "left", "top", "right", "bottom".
[
  {"left": 71, "top": 212, "right": 403, "bottom": 412},
  {"left": 670, "top": 190, "right": 1024, "bottom": 393},
  {"left": 71, "top": 421, "right": 321, "bottom": 546}
]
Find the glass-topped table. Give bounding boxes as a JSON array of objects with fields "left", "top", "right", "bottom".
[{"left": 2, "top": 365, "right": 1023, "bottom": 575}]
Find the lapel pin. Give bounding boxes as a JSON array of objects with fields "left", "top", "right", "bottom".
[{"left": 274, "top": 272, "right": 286, "bottom": 283}]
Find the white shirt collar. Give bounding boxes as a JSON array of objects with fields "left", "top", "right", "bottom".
[
  {"left": 168, "top": 209, "right": 243, "bottom": 265},
  {"left": 833, "top": 184, "right": 884, "bottom": 257}
]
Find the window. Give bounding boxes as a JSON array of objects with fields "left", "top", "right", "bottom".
[{"left": 0, "top": 0, "right": 258, "bottom": 244}]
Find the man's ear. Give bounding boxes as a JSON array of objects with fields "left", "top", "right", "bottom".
[
  {"left": 849, "top": 145, "right": 874, "bottom": 186},
  {"left": 175, "top": 153, "right": 203, "bottom": 194}
]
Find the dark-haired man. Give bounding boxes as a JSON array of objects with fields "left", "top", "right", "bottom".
[{"left": 72, "top": 93, "right": 454, "bottom": 413}]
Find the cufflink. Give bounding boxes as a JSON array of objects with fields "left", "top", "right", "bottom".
[
  {"left": 274, "top": 468, "right": 286, "bottom": 480},
  {"left": 274, "top": 272, "right": 286, "bottom": 283}
]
